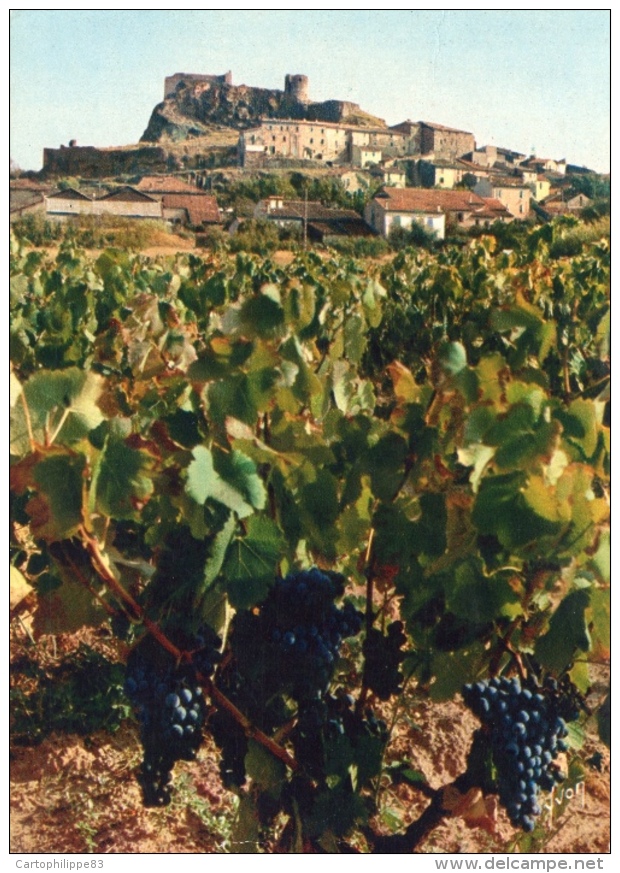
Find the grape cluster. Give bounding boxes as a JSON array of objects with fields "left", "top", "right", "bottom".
[
  {"left": 462, "top": 676, "right": 578, "bottom": 832},
  {"left": 233, "top": 569, "right": 363, "bottom": 703},
  {"left": 124, "top": 627, "right": 222, "bottom": 806},
  {"left": 362, "top": 621, "right": 407, "bottom": 700}
]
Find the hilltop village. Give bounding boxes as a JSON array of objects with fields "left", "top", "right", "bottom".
[{"left": 10, "top": 70, "right": 608, "bottom": 244}]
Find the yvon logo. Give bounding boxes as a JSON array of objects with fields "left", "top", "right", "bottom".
[{"left": 544, "top": 778, "right": 585, "bottom": 825}]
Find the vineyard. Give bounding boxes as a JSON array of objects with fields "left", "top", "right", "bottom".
[{"left": 9, "top": 221, "right": 610, "bottom": 853}]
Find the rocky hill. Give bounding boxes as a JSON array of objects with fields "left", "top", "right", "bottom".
[{"left": 141, "top": 72, "right": 386, "bottom": 143}]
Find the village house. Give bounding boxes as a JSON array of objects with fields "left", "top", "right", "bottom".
[
  {"left": 539, "top": 191, "right": 593, "bottom": 218},
  {"left": 522, "top": 156, "right": 567, "bottom": 175},
  {"left": 327, "top": 168, "right": 374, "bottom": 195},
  {"left": 364, "top": 187, "right": 513, "bottom": 240},
  {"left": 10, "top": 178, "right": 52, "bottom": 222},
  {"left": 473, "top": 176, "right": 532, "bottom": 218},
  {"left": 254, "top": 195, "right": 375, "bottom": 243},
  {"left": 418, "top": 122, "right": 476, "bottom": 162},
  {"left": 238, "top": 116, "right": 475, "bottom": 169},
  {"left": 136, "top": 176, "right": 222, "bottom": 227},
  {"left": 369, "top": 165, "right": 407, "bottom": 188},
  {"left": 239, "top": 118, "right": 419, "bottom": 168},
  {"left": 464, "top": 145, "right": 527, "bottom": 169},
  {"left": 44, "top": 181, "right": 221, "bottom": 228},
  {"left": 45, "top": 187, "right": 95, "bottom": 218},
  {"left": 91, "top": 186, "right": 162, "bottom": 219},
  {"left": 532, "top": 175, "right": 551, "bottom": 202},
  {"left": 417, "top": 159, "right": 465, "bottom": 189}
]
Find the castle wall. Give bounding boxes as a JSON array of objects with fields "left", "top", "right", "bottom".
[
  {"left": 306, "top": 100, "right": 360, "bottom": 123},
  {"left": 42, "top": 145, "right": 168, "bottom": 178},
  {"left": 164, "top": 71, "right": 232, "bottom": 99}
]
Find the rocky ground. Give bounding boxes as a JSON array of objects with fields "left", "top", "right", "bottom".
[{"left": 10, "top": 623, "right": 610, "bottom": 855}]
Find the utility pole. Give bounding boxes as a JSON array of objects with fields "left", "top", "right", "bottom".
[{"left": 303, "top": 184, "right": 308, "bottom": 251}]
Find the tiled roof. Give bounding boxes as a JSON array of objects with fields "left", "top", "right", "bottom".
[
  {"left": 420, "top": 121, "right": 473, "bottom": 135},
  {"left": 489, "top": 176, "right": 530, "bottom": 189},
  {"left": 479, "top": 198, "right": 513, "bottom": 218},
  {"left": 47, "top": 187, "right": 92, "bottom": 201},
  {"left": 137, "top": 175, "right": 201, "bottom": 194},
  {"left": 97, "top": 186, "right": 158, "bottom": 203},
  {"left": 456, "top": 159, "right": 489, "bottom": 173},
  {"left": 308, "top": 218, "right": 375, "bottom": 238},
  {"left": 162, "top": 193, "right": 221, "bottom": 225},
  {"left": 258, "top": 199, "right": 363, "bottom": 222},
  {"left": 375, "top": 187, "right": 486, "bottom": 213}
]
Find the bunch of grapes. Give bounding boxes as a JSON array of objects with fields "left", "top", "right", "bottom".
[
  {"left": 462, "top": 675, "right": 580, "bottom": 832},
  {"left": 362, "top": 621, "right": 407, "bottom": 700},
  {"left": 124, "top": 627, "right": 222, "bottom": 806},
  {"left": 232, "top": 568, "right": 363, "bottom": 703}
]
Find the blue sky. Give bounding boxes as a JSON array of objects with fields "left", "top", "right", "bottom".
[{"left": 10, "top": 9, "right": 611, "bottom": 173}]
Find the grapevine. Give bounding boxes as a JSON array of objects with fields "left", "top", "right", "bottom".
[{"left": 9, "top": 222, "right": 609, "bottom": 852}]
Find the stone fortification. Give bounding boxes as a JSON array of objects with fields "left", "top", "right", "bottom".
[
  {"left": 141, "top": 72, "right": 375, "bottom": 143},
  {"left": 42, "top": 144, "right": 167, "bottom": 178}
]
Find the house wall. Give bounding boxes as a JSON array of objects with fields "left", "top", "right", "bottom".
[
  {"left": 419, "top": 161, "right": 463, "bottom": 189},
  {"left": 352, "top": 145, "right": 382, "bottom": 167},
  {"left": 240, "top": 119, "right": 419, "bottom": 167},
  {"left": 92, "top": 199, "right": 162, "bottom": 219},
  {"left": 533, "top": 179, "right": 551, "bottom": 201},
  {"left": 46, "top": 196, "right": 93, "bottom": 216},
  {"left": 364, "top": 201, "right": 445, "bottom": 240},
  {"left": 420, "top": 125, "right": 475, "bottom": 160},
  {"left": 474, "top": 179, "right": 531, "bottom": 218}
]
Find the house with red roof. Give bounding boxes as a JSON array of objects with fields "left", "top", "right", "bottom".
[{"left": 364, "top": 187, "right": 513, "bottom": 240}]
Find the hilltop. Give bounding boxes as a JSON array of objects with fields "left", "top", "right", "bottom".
[{"left": 140, "top": 71, "right": 386, "bottom": 144}]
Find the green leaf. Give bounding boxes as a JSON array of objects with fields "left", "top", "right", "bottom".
[
  {"left": 446, "top": 560, "right": 520, "bottom": 624},
  {"left": 201, "top": 511, "right": 238, "bottom": 593},
  {"left": 239, "top": 288, "right": 285, "bottom": 338},
  {"left": 245, "top": 739, "right": 286, "bottom": 793},
  {"left": 230, "top": 794, "right": 260, "bottom": 853},
  {"left": 299, "top": 469, "right": 340, "bottom": 558},
  {"left": 597, "top": 693, "right": 610, "bottom": 748},
  {"left": 94, "top": 431, "right": 155, "bottom": 521},
  {"left": 10, "top": 368, "right": 104, "bottom": 455},
  {"left": 186, "top": 446, "right": 266, "bottom": 519},
  {"left": 428, "top": 643, "right": 487, "bottom": 701},
  {"left": 367, "top": 432, "right": 408, "bottom": 501},
  {"left": 534, "top": 589, "right": 592, "bottom": 673},
  {"left": 14, "top": 452, "right": 86, "bottom": 542},
  {"left": 33, "top": 573, "right": 108, "bottom": 636},
  {"left": 223, "top": 515, "right": 284, "bottom": 609},
  {"left": 439, "top": 341, "right": 467, "bottom": 375}
]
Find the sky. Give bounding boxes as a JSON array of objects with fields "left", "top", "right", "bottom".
[{"left": 9, "top": 9, "right": 611, "bottom": 173}]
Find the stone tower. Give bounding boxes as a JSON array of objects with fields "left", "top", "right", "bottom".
[{"left": 284, "top": 74, "right": 309, "bottom": 104}]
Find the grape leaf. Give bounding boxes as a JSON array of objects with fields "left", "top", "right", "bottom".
[
  {"left": 534, "top": 589, "right": 592, "bottom": 672},
  {"left": 94, "top": 431, "right": 155, "bottom": 521},
  {"left": 10, "top": 368, "right": 104, "bottom": 456},
  {"left": 186, "top": 446, "right": 265, "bottom": 519},
  {"left": 223, "top": 515, "right": 284, "bottom": 609}
]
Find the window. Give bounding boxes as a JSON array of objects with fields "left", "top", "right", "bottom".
[{"left": 310, "top": 138, "right": 314, "bottom": 144}]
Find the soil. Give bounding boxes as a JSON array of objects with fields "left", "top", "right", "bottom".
[{"left": 10, "top": 625, "right": 610, "bottom": 855}]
